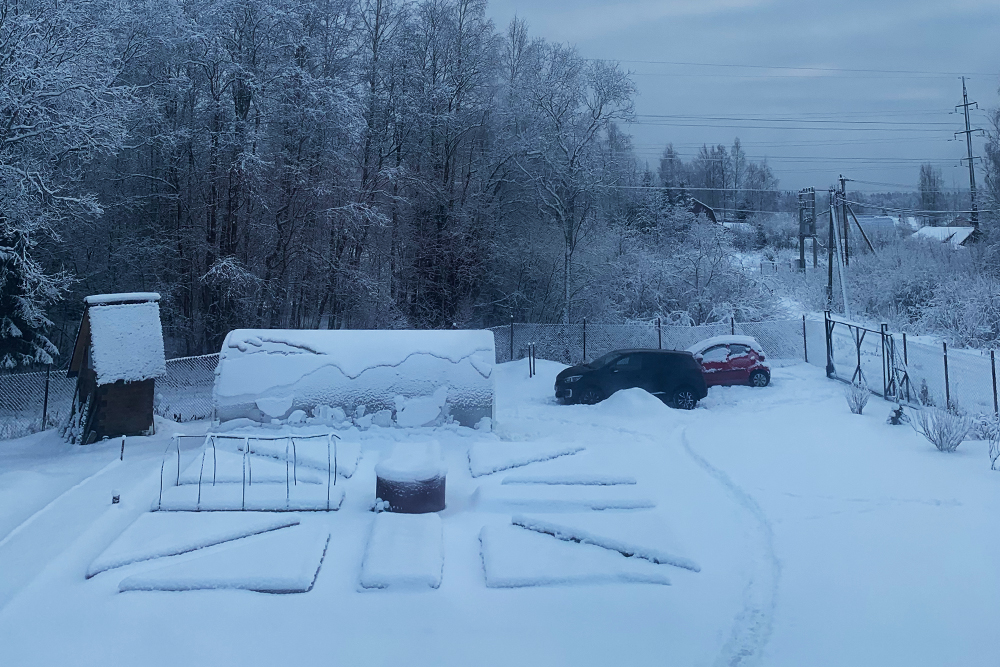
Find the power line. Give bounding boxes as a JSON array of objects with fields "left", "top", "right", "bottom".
[
  {"left": 609, "top": 59, "right": 1000, "bottom": 77},
  {"left": 845, "top": 199, "right": 998, "bottom": 215}
]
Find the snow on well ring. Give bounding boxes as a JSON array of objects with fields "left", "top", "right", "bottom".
[{"left": 212, "top": 329, "right": 496, "bottom": 428}]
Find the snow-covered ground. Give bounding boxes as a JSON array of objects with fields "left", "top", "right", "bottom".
[{"left": 1, "top": 360, "right": 998, "bottom": 666}]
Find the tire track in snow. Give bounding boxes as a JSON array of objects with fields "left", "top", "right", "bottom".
[{"left": 680, "top": 429, "right": 780, "bottom": 667}]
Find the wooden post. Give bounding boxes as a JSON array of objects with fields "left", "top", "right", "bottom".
[
  {"left": 730, "top": 317, "right": 735, "bottom": 336},
  {"left": 657, "top": 317, "right": 662, "bottom": 350},
  {"left": 582, "top": 318, "right": 587, "bottom": 362},
  {"left": 902, "top": 333, "right": 908, "bottom": 365}
]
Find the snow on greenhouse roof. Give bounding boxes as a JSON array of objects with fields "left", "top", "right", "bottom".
[{"left": 87, "top": 301, "right": 166, "bottom": 384}]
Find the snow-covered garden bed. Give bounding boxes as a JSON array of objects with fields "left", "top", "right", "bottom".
[{"left": 1, "top": 360, "right": 998, "bottom": 666}]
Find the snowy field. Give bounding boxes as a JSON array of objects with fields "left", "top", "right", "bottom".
[{"left": 1, "top": 360, "right": 998, "bottom": 666}]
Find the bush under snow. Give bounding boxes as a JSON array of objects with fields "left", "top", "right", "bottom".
[{"left": 911, "top": 407, "right": 973, "bottom": 452}]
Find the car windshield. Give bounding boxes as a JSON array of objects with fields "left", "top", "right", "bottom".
[{"left": 587, "top": 351, "right": 621, "bottom": 368}]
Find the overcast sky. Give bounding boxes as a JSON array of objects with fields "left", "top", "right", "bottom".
[{"left": 486, "top": 0, "right": 1000, "bottom": 196}]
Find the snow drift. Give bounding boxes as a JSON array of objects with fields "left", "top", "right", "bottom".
[{"left": 213, "top": 330, "right": 495, "bottom": 428}]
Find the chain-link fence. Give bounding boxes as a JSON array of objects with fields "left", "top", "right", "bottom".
[
  {"left": 0, "top": 353, "right": 219, "bottom": 440},
  {"left": 0, "top": 369, "right": 76, "bottom": 440},
  {"left": 491, "top": 319, "right": 809, "bottom": 365},
  {"left": 153, "top": 354, "right": 219, "bottom": 423}
]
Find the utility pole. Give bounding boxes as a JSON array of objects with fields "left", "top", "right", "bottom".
[
  {"left": 956, "top": 77, "right": 983, "bottom": 226},
  {"left": 839, "top": 175, "right": 849, "bottom": 266},
  {"left": 828, "top": 188, "right": 835, "bottom": 305}
]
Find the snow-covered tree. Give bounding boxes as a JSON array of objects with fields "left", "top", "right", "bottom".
[{"left": 0, "top": 0, "right": 135, "bottom": 366}]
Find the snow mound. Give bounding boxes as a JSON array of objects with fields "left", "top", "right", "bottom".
[
  {"left": 395, "top": 386, "right": 449, "bottom": 427},
  {"left": 375, "top": 442, "right": 446, "bottom": 483},
  {"left": 118, "top": 524, "right": 330, "bottom": 594},
  {"left": 156, "top": 482, "right": 344, "bottom": 512},
  {"left": 178, "top": 449, "right": 324, "bottom": 485},
  {"left": 238, "top": 437, "right": 361, "bottom": 479},
  {"left": 468, "top": 441, "right": 584, "bottom": 477},
  {"left": 213, "top": 329, "right": 495, "bottom": 427},
  {"left": 472, "top": 484, "right": 655, "bottom": 512},
  {"left": 479, "top": 525, "right": 671, "bottom": 588},
  {"left": 88, "top": 513, "right": 299, "bottom": 578},
  {"left": 591, "top": 387, "right": 672, "bottom": 416},
  {"left": 512, "top": 514, "right": 700, "bottom": 572},
  {"left": 87, "top": 301, "right": 166, "bottom": 384},
  {"left": 360, "top": 513, "right": 443, "bottom": 590},
  {"left": 501, "top": 473, "right": 636, "bottom": 486}
]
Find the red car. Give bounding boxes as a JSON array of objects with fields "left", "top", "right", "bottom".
[{"left": 686, "top": 336, "right": 771, "bottom": 388}]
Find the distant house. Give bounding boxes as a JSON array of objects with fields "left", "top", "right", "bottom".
[
  {"left": 66, "top": 293, "right": 166, "bottom": 444},
  {"left": 688, "top": 198, "right": 718, "bottom": 224},
  {"left": 911, "top": 226, "right": 978, "bottom": 248}
]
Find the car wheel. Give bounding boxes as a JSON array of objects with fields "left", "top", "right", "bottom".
[
  {"left": 578, "top": 387, "right": 603, "bottom": 405},
  {"left": 671, "top": 386, "right": 698, "bottom": 410},
  {"left": 749, "top": 370, "right": 770, "bottom": 387}
]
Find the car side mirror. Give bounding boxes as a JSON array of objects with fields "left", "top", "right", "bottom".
[{"left": 694, "top": 354, "right": 703, "bottom": 362}]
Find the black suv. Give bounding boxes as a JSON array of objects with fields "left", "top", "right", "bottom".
[{"left": 554, "top": 349, "right": 708, "bottom": 409}]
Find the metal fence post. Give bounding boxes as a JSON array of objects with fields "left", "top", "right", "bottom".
[
  {"left": 902, "top": 333, "right": 908, "bottom": 365},
  {"left": 824, "top": 310, "right": 834, "bottom": 378},
  {"left": 42, "top": 364, "right": 51, "bottom": 428},
  {"left": 657, "top": 317, "right": 662, "bottom": 350},
  {"left": 943, "top": 341, "right": 951, "bottom": 410},
  {"left": 509, "top": 317, "right": 514, "bottom": 362},
  {"left": 582, "top": 318, "right": 587, "bottom": 362},
  {"left": 880, "top": 324, "right": 889, "bottom": 399},
  {"left": 802, "top": 315, "right": 808, "bottom": 363},
  {"left": 730, "top": 317, "right": 735, "bottom": 336},
  {"left": 992, "top": 350, "right": 998, "bottom": 415}
]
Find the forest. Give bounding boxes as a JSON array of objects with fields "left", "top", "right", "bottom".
[{"left": 2, "top": 0, "right": 1000, "bottom": 367}]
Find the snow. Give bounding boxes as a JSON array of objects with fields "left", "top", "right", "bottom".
[
  {"left": 83, "top": 293, "right": 161, "bottom": 306},
  {"left": 686, "top": 334, "right": 765, "bottom": 355},
  {"left": 511, "top": 514, "right": 700, "bottom": 571},
  {"left": 395, "top": 385, "right": 450, "bottom": 427},
  {"left": 87, "top": 301, "right": 166, "bottom": 384},
  {"left": 177, "top": 449, "right": 325, "bottom": 485},
  {"left": 360, "top": 513, "right": 443, "bottom": 590},
  {"left": 912, "top": 226, "right": 976, "bottom": 247},
  {"left": 374, "top": 442, "right": 446, "bottom": 483},
  {"left": 236, "top": 435, "right": 360, "bottom": 479},
  {"left": 472, "top": 484, "right": 655, "bottom": 511},
  {"left": 500, "top": 472, "right": 636, "bottom": 485},
  {"left": 468, "top": 441, "right": 584, "bottom": 477},
  {"left": 88, "top": 512, "right": 300, "bottom": 577},
  {"left": 3, "top": 358, "right": 1000, "bottom": 666},
  {"left": 118, "top": 524, "right": 329, "bottom": 593},
  {"left": 479, "top": 525, "right": 673, "bottom": 587},
  {"left": 213, "top": 329, "right": 495, "bottom": 427},
  {"left": 156, "top": 481, "right": 344, "bottom": 512}
]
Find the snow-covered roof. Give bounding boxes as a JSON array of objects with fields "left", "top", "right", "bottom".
[
  {"left": 854, "top": 215, "right": 897, "bottom": 237},
  {"left": 685, "top": 335, "right": 764, "bottom": 355},
  {"left": 83, "top": 292, "right": 161, "bottom": 306},
  {"left": 87, "top": 301, "right": 166, "bottom": 383},
  {"left": 912, "top": 226, "right": 976, "bottom": 247}
]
